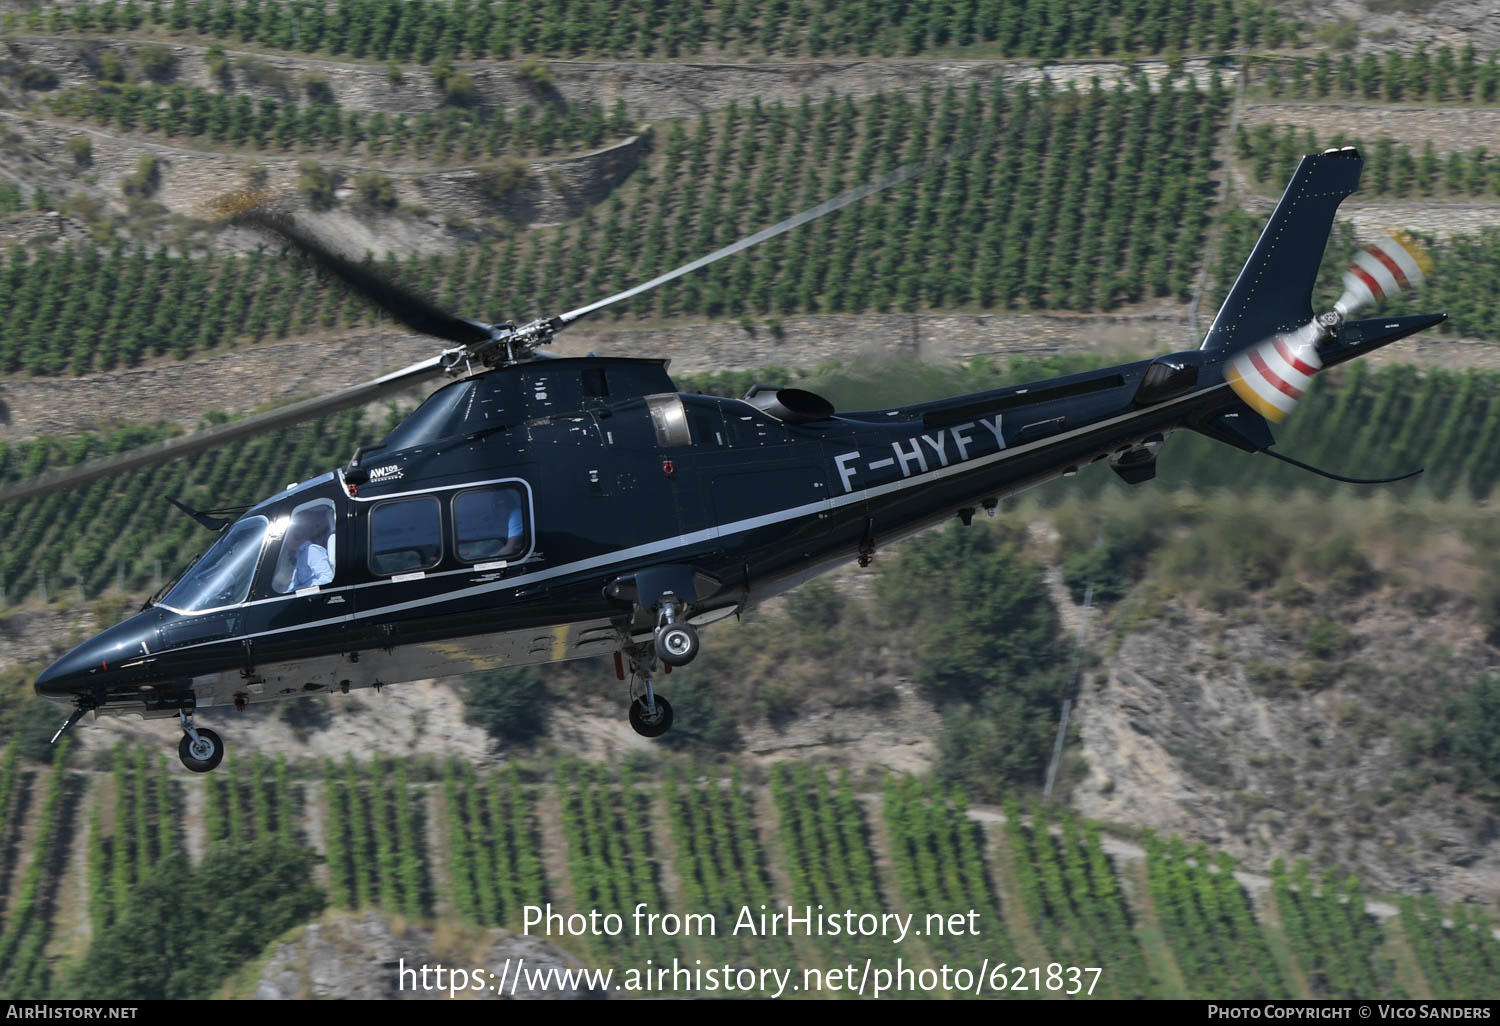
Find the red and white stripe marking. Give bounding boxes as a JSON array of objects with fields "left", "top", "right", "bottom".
[
  {"left": 1336, "top": 231, "right": 1431, "bottom": 316},
  {"left": 1226, "top": 326, "right": 1323, "bottom": 423}
]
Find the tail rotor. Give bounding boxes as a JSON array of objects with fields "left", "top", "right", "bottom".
[
  {"left": 1227, "top": 228, "right": 1434, "bottom": 424},
  {"left": 1333, "top": 229, "right": 1434, "bottom": 319},
  {"left": 1225, "top": 321, "right": 1323, "bottom": 424}
]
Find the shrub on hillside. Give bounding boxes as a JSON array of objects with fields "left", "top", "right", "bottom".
[
  {"left": 120, "top": 154, "right": 160, "bottom": 197},
  {"left": 431, "top": 56, "right": 476, "bottom": 106},
  {"left": 95, "top": 50, "right": 127, "bottom": 84},
  {"left": 65, "top": 135, "right": 92, "bottom": 167},
  {"left": 296, "top": 160, "right": 335, "bottom": 209},
  {"left": 299, "top": 71, "right": 334, "bottom": 104},
  {"left": 232, "top": 53, "right": 288, "bottom": 90},
  {"left": 13, "top": 700, "right": 68, "bottom": 764},
  {"left": 1452, "top": 675, "right": 1500, "bottom": 799},
  {"left": 350, "top": 171, "right": 396, "bottom": 212},
  {"left": 474, "top": 158, "right": 530, "bottom": 201},
  {"left": 67, "top": 840, "right": 324, "bottom": 1000},
  {"left": 136, "top": 44, "right": 175, "bottom": 83},
  {"left": 879, "top": 519, "right": 1068, "bottom": 792},
  {"left": 15, "top": 63, "right": 59, "bottom": 90},
  {"left": 205, "top": 43, "right": 230, "bottom": 84},
  {"left": 514, "top": 57, "right": 554, "bottom": 91},
  {"left": 1299, "top": 533, "right": 1380, "bottom": 598},
  {"left": 463, "top": 667, "right": 552, "bottom": 745}
]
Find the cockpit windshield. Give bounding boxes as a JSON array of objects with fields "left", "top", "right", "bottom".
[
  {"left": 381, "top": 380, "right": 477, "bottom": 453},
  {"left": 161, "top": 516, "right": 268, "bottom": 612}
]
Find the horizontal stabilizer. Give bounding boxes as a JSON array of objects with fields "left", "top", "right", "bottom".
[
  {"left": 1191, "top": 408, "right": 1275, "bottom": 453},
  {"left": 1320, "top": 312, "right": 1449, "bottom": 369}
]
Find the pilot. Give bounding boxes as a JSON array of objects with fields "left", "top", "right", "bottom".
[{"left": 284, "top": 508, "right": 335, "bottom": 591}]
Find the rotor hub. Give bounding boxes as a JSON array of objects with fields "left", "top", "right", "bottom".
[
  {"left": 1316, "top": 309, "right": 1343, "bottom": 337},
  {"left": 443, "top": 317, "right": 562, "bottom": 375}
]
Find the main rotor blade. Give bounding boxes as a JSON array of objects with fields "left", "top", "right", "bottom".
[
  {"left": 4, "top": 137, "right": 987, "bottom": 508},
  {"left": 0, "top": 355, "right": 446, "bottom": 508},
  {"left": 556, "top": 136, "right": 985, "bottom": 327},
  {"left": 236, "top": 211, "right": 492, "bottom": 347}
]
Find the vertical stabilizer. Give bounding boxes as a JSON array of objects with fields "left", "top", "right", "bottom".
[{"left": 1199, "top": 148, "right": 1363, "bottom": 358}]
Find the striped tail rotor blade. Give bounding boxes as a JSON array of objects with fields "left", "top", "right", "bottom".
[
  {"left": 1335, "top": 229, "right": 1434, "bottom": 317},
  {"left": 1226, "top": 325, "right": 1323, "bottom": 424}
]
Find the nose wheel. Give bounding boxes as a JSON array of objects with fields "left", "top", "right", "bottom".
[
  {"left": 654, "top": 598, "right": 699, "bottom": 667},
  {"left": 177, "top": 710, "right": 224, "bottom": 772},
  {"left": 655, "top": 622, "right": 699, "bottom": 666}
]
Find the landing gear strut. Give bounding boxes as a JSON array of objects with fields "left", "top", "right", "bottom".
[
  {"left": 177, "top": 709, "right": 224, "bottom": 772},
  {"left": 622, "top": 640, "right": 673, "bottom": 738}
]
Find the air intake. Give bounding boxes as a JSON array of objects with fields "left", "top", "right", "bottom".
[{"left": 742, "top": 385, "right": 836, "bottom": 424}]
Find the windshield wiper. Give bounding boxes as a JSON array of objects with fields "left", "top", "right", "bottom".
[{"left": 141, "top": 553, "right": 199, "bottom": 611}]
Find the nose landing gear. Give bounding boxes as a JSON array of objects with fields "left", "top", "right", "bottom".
[
  {"left": 653, "top": 597, "right": 699, "bottom": 667},
  {"left": 177, "top": 709, "right": 224, "bottom": 772}
]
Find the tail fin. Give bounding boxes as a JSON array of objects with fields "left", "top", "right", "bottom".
[{"left": 1199, "top": 147, "right": 1363, "bottom": 359}]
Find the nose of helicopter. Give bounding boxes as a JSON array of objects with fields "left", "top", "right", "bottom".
[
  {"left": 35, "top": 644, "right": 97, "bottom": 703},
  {"left": 35, "top": 612, "right": 157, "bottom": 704}
]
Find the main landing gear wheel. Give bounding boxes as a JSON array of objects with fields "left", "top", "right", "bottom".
[
  {"left": 178, "top": 727, "right": 224, "bottom": 772},
  {"left": 655, "top": 622, "right": 699, "bottom": 666},
  {"left": 629, "top": 696, "right": 674, "bottom": 738}
]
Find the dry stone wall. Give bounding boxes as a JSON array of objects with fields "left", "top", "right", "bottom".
[
  {"left": 1241, "top": 102, "right": 1500, "bottom": 157},
  {"left": 0, "top": 108, "right": 649, "bottom": 249},
  {"left": 5, "top": 37, "right": 1235, "bottom": 120}
]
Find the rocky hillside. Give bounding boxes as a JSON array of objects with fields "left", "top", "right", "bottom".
[
  {"left": 247, "top": 912, "right": 595, "bottom": 1000},
  {"left": 1077, "top": 600, "right": 1500, "bottom": 905}
]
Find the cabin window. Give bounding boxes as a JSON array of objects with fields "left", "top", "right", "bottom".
[
  {"left": 268, "top": 498, "right": 337, "bottom": 593},
  {"left": 162, "top": 516, "right": 268, "bottom": 612},
  {"left": 452, "top": 485, "right": 530, "bottom": 563},
  {"left": 370, "top": 496, "right": 443, "bottom": 575}
]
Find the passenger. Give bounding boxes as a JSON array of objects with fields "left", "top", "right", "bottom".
[
  {"left": 284, "top": 508, "right": 334, "bottom": 591},
  {"left": 496, "top": 491, "right": 525, "bottom": 557},
  {"left": 459, "top": 490, "right": 526, "bottom": 560}
]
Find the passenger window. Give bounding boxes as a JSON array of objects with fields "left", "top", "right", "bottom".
[
  {"left": 370, "top": 496, "right": 442, "bottom": 574},
  {"left": 270, "top": 498, "right": 337, "bottom": 593},
  {"left": 453, "top": 485, "right": 530, "bottom": 562}
]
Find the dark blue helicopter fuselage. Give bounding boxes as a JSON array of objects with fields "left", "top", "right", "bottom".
[
  {"left": 34, "top": 351, "right": 1216, "bottom": 718},
  {"left": 35, "top": 310, "right": 1439, "bottom": 722}
]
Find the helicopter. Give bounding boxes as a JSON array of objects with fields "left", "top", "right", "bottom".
[{"left": 25, "top": 144, "right": 1445, "bottom": 771}]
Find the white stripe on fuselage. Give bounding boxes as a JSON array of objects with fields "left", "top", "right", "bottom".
[{"left": 163, "top": 381, "right": 1228, "bottom": 656}]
